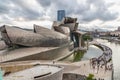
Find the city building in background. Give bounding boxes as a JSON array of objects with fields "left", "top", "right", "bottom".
[
  {"left": 118, "top": 26, "right": 120, "bottom": 31},
  {"left": 57, "top": 10, "right": 65, "bottom": 21}
]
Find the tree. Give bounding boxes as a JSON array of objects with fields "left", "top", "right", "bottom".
[{"left": 82, "top": 34, "right": 93, "bottom": 41}]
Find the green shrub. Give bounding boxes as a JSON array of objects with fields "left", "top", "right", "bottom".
[{"left": 87, "top": 74, "right": 94, "bottom": 80}]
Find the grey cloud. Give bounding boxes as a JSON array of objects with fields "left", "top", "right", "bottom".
[
  {"left": 54, "top": 0, "right": 90, "bottom": 15},
  {"left": 0, "top": 0, "right": 12, "bottom": 14},
  {"left": 37, "top": 0, "right": 118, "bottom": 22},
  {"left": 10, "top": 0, "right": 43, "bottom": 20},
  {"left": 0, "top": 0, "right": 118, "bottom": 23},
  {"left": 0, "top": 0, "right": 44, "bottom": 21},
  {"left": 82, "top": 0, "right": 118, "bottom": 21},
  {"left": 36, "top": 0, "right": 90, "bottom": 20},
  {"left": 0, "top": 5, "right": 9, "bottom": 14},
  {"left": 37, "top": 0, "right": 52, "bottom": 7}
]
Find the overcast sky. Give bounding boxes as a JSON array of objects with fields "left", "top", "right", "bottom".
[{"left": 0, "top": 0, "right": 120, "bottom": 31}]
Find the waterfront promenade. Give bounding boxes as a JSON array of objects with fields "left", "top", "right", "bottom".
[
  {"left": 0, "top": 40, "right": 113, "bottom": 80},
  {"left": 89, "top": 41, "right": 112, "bottom": 66},
  {"left": 0, "top": 60, "right": 112, "bottom": 80}
]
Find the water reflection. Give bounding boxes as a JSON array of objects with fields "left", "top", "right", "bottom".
[
  {"left": 63, "top": 45, "right": 102, "bottom": 62},
  {"left": 73, "top": 51, "right": 85, "bottom": 62},
  {"left": 62, "top": 51, "right": 85, "bottom": 62},
  {"left": 81, "top": 45, "right": 102, "bottom": 61}
]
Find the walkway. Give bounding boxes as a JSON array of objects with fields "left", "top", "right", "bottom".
[
  {"left": 89, "top": 41, "right": 113, "bottom": 79},
  {"left": 89, "top": 41, "right": 112, "bottom": 65},
  {"left": 0, "top": 40, "right": 113, "bottom": 80},
  {"left": 0, "top": 60, "right": 112, "bottom": 80}
]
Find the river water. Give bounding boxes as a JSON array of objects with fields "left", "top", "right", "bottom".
[
  {"left": 63, "top": 43, "right": 103, "bottom": 62},
  {"left": 81, "top": 45, "right": 102, "bottom": 60}
]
